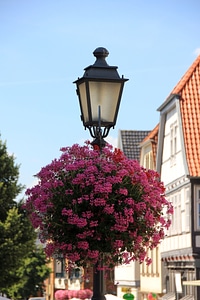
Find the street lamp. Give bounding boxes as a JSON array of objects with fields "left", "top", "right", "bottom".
[
  {"left": 74, "top": 47, "right": 128, "bottom": 300},
  {"left": 74, "top": 47, "right": 128, "bottom": 149}
]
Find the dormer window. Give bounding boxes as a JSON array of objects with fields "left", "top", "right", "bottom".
[
  {"left": 144, "top": 150, "right": 153, "bottom": 170},
  {"left": 141, "top": 144, "right": 154, "bottom": 170}
]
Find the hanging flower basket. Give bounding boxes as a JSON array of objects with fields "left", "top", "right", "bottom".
[{"left": 24, "top": 142, "right": 173, "bottom": 268}]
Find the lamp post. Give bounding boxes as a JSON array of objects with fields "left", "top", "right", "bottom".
[
  {"left": 74, "top": 47, "right": 128, "bottom": 149},
  {"left": 74, "top": 47, "right": 128, "bottom": 300}
]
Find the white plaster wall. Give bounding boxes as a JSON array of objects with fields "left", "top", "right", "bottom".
[
  {"left": 161, "top": 152, "right": 185, "bottom": 184},
  {"left": 140, "top": 276, "right": 162, "bottom": 294},
  {"left": 160, "top": 232, "right": 191, "bottom": 252},
  {"left": 115, "top": 261, "right": 140, "bottom": 283},
  {"left": 161, "top": 108, "right": 186, "bottom": 185},
  {"left": 140, "top": 247, "right": 163, "bottom": 294},
  {"left": 114, "top": 261, "right": 140, "bottom": 299}
]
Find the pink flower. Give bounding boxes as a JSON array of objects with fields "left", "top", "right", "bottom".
[
  {"left": 24, "top": 142, "right": 173, "bottom": 268},
  {"left": 62, "top": 208, "right": 73, "bottom": 216},
  {"left": 88, "top": 250, "right": 99, "bottom": 259},
  {"left": 118, "top": 188, "right": 128, "bottom": 195},
  {"left": 55, "top": 290, "right": 69, "bottom": 300},
  {"left": 89, "top": 220, "right": 98, "bottom": 227},
  {"left": 71, "top": 290, "right": 78, "bottom": 298},
  {"left": 93, "top": 198, "right": 106, "bottom": 206},
  {"left": 77, "top": 241, "right": 89, "bottom": 250},
  {"left": 113, "top": 240, "right": 124, "bottom": 248},
  {"left": 84, "top": 289, "right": 93, "bottom": 299},
  {"left": 103, "top": 204, "right": 114, "bottom": 214},
  {"left": 77, "top": 290, "right": 87, "bottom": 300}
]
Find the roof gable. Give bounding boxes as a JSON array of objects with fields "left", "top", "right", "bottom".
[
  {"left": 176, "top": 55, "right": 200, "bottom": 176},
  {"left": 140, "top": 124, "right": 159, "bottom": 168},
  {"left": 172, "top": 55, "right": 200, "bottom": 94},
  {"left": 159, "top": 55, "right": 200, "bottom": 176}
]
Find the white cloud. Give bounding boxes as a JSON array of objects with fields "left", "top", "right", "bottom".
[
  {"left": 106, "top": 135, "right": 118, "bottom": 148},
  {"left": 77, "top": 134, "right": 119, "bottom": 149},
  {"left": 194, "top": 48, "right": 200, "bottom": 56}
]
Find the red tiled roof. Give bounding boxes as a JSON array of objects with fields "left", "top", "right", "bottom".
[
  {"left": 142, "top": 123, "right": 159, "bottom": 143},
  {"left": 172, "top": 55, "right": 200, "bottom": 176}
]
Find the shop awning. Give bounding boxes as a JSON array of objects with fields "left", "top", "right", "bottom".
[
  {"left": 183, "top": 280, "right": 200, "bottom": 286},
  {"left": 159, "top": 292, "right": 175, "bottom": 300},
  {"left": 105, "top": 295, "right": 122, "bottom": 300}
]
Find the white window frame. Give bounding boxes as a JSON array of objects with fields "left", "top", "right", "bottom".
[
  {"left": 169, "top": 192, "right": 181, "bottom": 235},
  {"left": 196, "top": 187, "right": 200, "bottom": 230},
  {"left": 170, "top": 121, "right": 178, "bottom": 166},
  {"left": 184, "top": 187, "right": 190, "bottom": 232},
  {"left": 144, "top": 151, "right": 153, "bottom": 170},
  {"left": 143, "top": 144, "right": 153, "bottom": 170}
]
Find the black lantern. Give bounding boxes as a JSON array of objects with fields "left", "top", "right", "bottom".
[
  {"left": 73, "top": 47, "right": 128, "bottom": 300},
  {"left": 74, "top": 47, "right": 128, "bottom": 148}
]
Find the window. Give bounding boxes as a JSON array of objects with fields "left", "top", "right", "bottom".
[
  {"left": 169, "top": 192, "right": 181, "bottom": 235},
  {"left": 170, "top": 121, "right": 177, "bottom": 165},
  {"left": 196, "top": 187, "right": 200, "bottom": 230},
  {"left": 144, "top": 151, "right": 153, "bottom": 170},
  {"left": 185, "top": 187, "right": 190, "bottom": 232},
  {"left": 55, "top": 258, "right": 65, "bottom": 278},
  {"left": 69, "top": 267, "right": 82, "bottom": 280},
  {"left": 141, "top": 247, "right": 159, "bottom": 277},
  {"left": 143, "top": 144, "right": 153, "bottom": 170}
]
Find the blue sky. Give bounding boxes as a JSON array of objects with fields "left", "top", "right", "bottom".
[{"left": 1, "top": 0, "right": 200, "bottom": 199}]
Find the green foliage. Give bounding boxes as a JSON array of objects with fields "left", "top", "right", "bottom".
[
  {"left": 0, "top": 203, "right": 39, "bottom": 295},
  {"left": 0, "top": 207, "right": 30, "bottom": 288},
  {"left": 0, "top": 139, "right": 24, "bottom": 221},
  {"left": 7, "top": 246, "right": 51, "bottom": 300},
  {"left": 0, "top": 136, "right": 51, "bottom": 299}
]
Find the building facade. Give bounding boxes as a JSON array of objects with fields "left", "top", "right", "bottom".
[
  {"left": 139, "top": 125, "right": 166, "bottom": 300},
  {"left": 116, "top": 54, "right": 200, "bottom": 300},
  {"left": 115, "top": 130, "right": 151, "bottom": 300},
  {"left": 157, "top": 55, "right": 200, "bottom": 300}
]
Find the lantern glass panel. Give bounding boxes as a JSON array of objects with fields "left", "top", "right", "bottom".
[
  {"left": 78, "top": 82, "right": 89, "bottom": 124},
  {"left": 88, "top": 81, "right": 121, "bottom": 126}
]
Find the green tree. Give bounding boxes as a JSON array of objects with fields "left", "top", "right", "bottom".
[
  {"left": 0, "top": 137, "right": 51, "bottom": 299},
  {"left": 0, "top": 138, "right": 24, "bottom": 221},
  {"left": 0, "top": 206, "right": 35, "bottom": 289},
  {"left": 7, "top": 246, "right": 51, "bottom": 300}
]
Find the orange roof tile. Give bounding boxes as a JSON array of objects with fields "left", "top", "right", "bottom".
[
  {"left": 141, "top": 123, "right": 159, "bottom": 143},
  {"left": 172, "top": 55, "right": 200, "bottom": 176}
]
